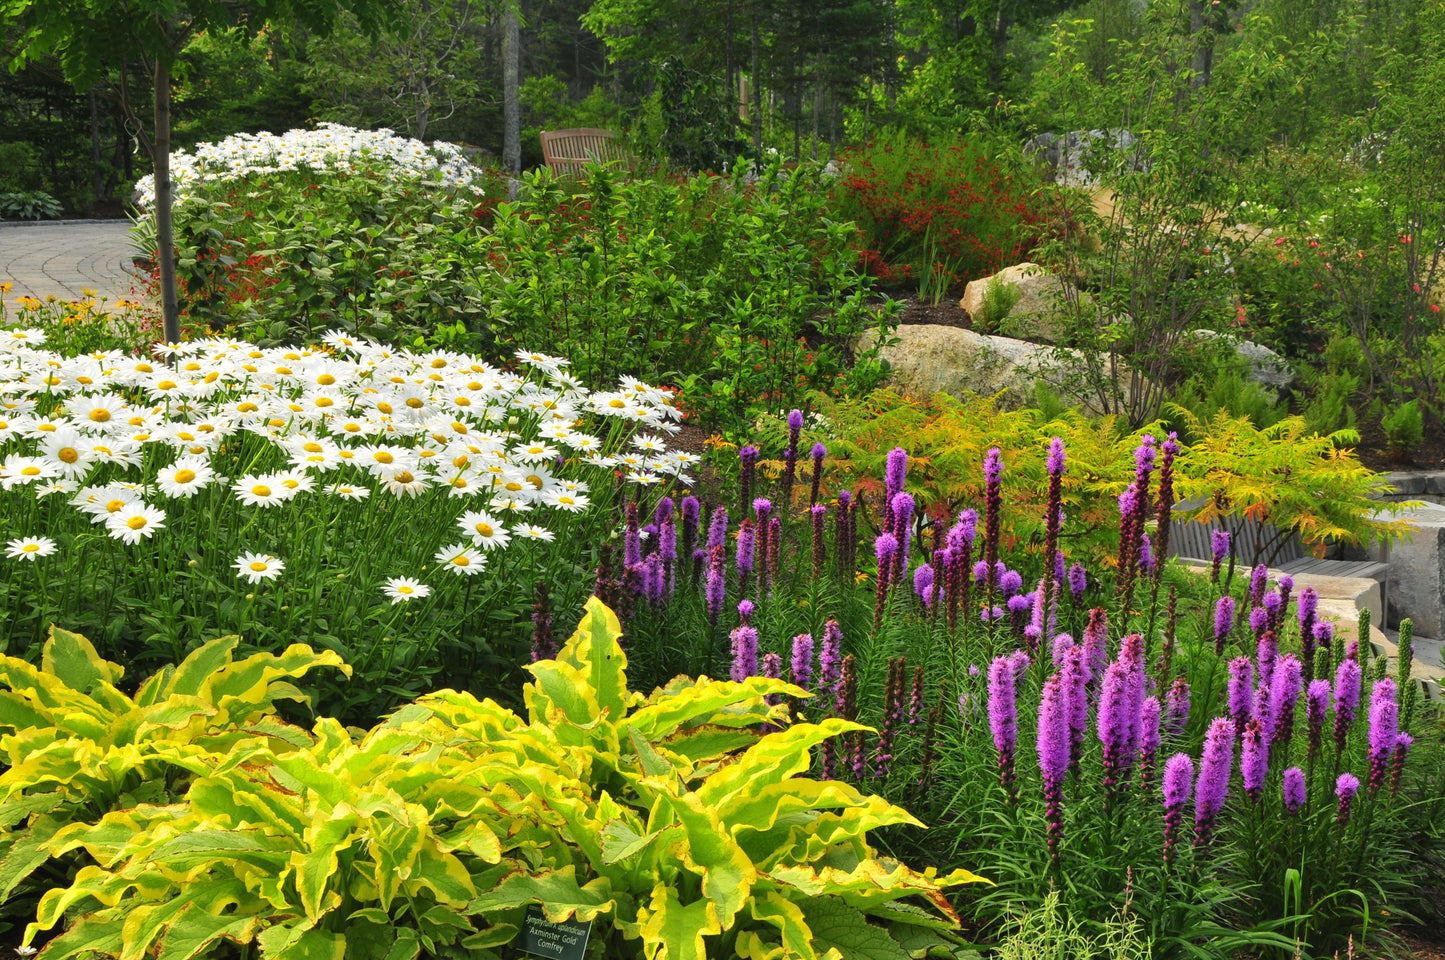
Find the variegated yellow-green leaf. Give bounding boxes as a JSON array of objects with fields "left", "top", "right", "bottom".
[{"left": 638, "top": 881, "right": 722, "bottom": 960}]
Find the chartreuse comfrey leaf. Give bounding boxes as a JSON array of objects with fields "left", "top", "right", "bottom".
[
  {"left": 42, "top": 627, "right": 125, "bottom": 699},
  {"left": 638, "top": 881, "right": 723, "bottom": 960}
]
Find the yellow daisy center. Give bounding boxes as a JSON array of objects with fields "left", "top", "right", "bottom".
[
  {"left": 57, "top": 448, "right": 78, "bottom": 464},
  {"left": 175, "top": 469, "right": 197, "bottom": 484},
  {"left": 249, "top": 561, "right": 268, "bottom": 572},
  {"left": 127, "top": 516, "right": 148, "bottom": 530},
  {"left": 89, "top": 409, "right": 111, "bottom": 422},
  {"left": 252, "top": 484, "right": 272, "bottom": 497},
  {"left": 475, "top": 522, "right": 493, "bottom": 537}
]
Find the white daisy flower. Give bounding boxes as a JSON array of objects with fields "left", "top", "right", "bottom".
[
  {"left": 543, "top": 491, "right": 590, "bottom": 512},
  {"left": 0, "top": 456, "right": 56, "bottom": 490},
  {"left": 434, "top": 543, "right": 486, "bottom": 575},
  {"left": 232, "top": 475, "right": 287, "bottom": 508},
  {"left": 517, "top": 524, "right": 556, "bottom": 542},
  {"left": 5, "top": 536, "right": 57, "bottom": 561},
  {"left": 382, "top": 576, "right": 432, "bottom": 603},
  {"left": 328, "top": 483, "right": 372, "bottom": 501},
  {"left": 456, "top": 509, "right": 511, "bottom": 550},
  {"left": 155, "top": 458, "right": 215, "bottom": 498},
  {"left": 234, "top": 552, "right": 285, "bottom": 583},
  {"left": 381, "top": 469, "right": 431, "bottom": 498},
  {"left": 105, "top": 503, "right": 167, "bottom": 544}
]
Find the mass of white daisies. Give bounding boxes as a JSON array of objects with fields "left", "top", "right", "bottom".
[
  {"left": 0, "top": 328, "right": 693, "bottom": 606},
  {"left": 133, "top": 123, "right": 487, "bottom": 209}
]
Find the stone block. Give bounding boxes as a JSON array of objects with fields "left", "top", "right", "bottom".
[
  {"left": 1424, "top": 472, "right": 1445, "bottom": 497},
  {"left": 1285, "top": 573, "right": 1381, "bottom": 625},
  {"left": 1381, "top": 471, "right": 1427, "bottom": 496},
  {"left": 1365, "top": 501, "right": 1445, "bottom": 635}
]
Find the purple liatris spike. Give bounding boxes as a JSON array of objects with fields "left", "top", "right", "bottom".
[
  {"left": 1366, "top": 677, "right": 1399, "bottom": 794},
  {"left": 1082, "top": 607, "right": 1109, "bottom": 683},
  {"left": 1063, "top": 646, "right": 1089, "bottom": 776},
  {"left": 988, "top": 653, "right": 1023, "bottom": 797},
  {"left": 706, "top": 506, "right": 729, "bottom": 554},
  {"left": 1162, "top": 752, "right": 1194, "bottom": 867},
  {"left": 998, "top": 567, "right": 1023, "bottom": 597},
  {"left": 948, "top": 509, "right": 978, "bottom": 553},
  {"left": 914, "top": 563, "right": 935, "bottom": 609},
  {"left": 1333, "top": 657, "right": 1362, "bottom": 752},
  {"left": 885, "top": 447, "right": 909, "bottom": 500},
  {"left": 1335, "top": 772, "right": 1360, "bottom": 823},
  {"left": 787, "top": 408, "right": 804, "bottom": 447},
  {"left": 753, "top": 497, "right": 772, "bottom": 524},
  {"left": 1098, "top": 650, "right": 1145, "bottom": 796},
  {"left": 1257, "top": 628, "right": 1278, "bottom": 689},
  {"left": 1037, "top": 673, "right": 1070, "bottom": 862},
  {"left": 1068, "top": 562, "right": 1087, "bottom": 602},
  {"left": 624, "top": 501, "right": 642, "bottom": 569},
  {"left": 1214, "top": 596, "right": 1235, "bottom": 654},
  {"left": 738, "top": 599, "right": 754, "bottom": 625},
  {"left": 983, "top": 447, "right": 1003, "bottom": 569},
  {"left": 1228, "top": 657, "right": 1255, "bottom": 735},
  {"left": 642, "top": 554, "right": 665, "bottom": 603},
  {"left": 705, "top": 544, "right": 726, "bottom": 621},
  {"left": 729, "top": 625, "right": 758, "bottom": 682},
  {"left": 1210, "top": 529, "right": 1231, "bottom": 583},
  {"left": 1269, "top": 655, "right": 1303, "bottom": 740},
  {"left": 1023, "top": 578, "right": 1047, "bottom": 650},
  {"left": 1391, "top": 732, "right": 1413, "bottom": 795},
  {"left": 789, "top": 633, "right": 814, "bottom": 691},
  {"left": 809, "top": 441, "right": 827, "bottom": 505},
  {"left": 1165, "top": 677, "right": 1191, "bottom": 737},
  {"left": 1248, "top": 564, "right": 1269, "bottom": 607},
  {"left": 973, "top": 560, "right": 991, "bottom": 587},
  {"left": 736, "top": 519, "right": 756, "bottom": 575},
  {"left": 1240, "top": 719, "right": 1269, "bottom": 801},
  {"left": 1298, "top": 585, "right": 1319, "bottom": 651},
  {"left": 1194, "top": 717, "right": 1235, "bottom": 851},
  {"left": 809, "top": 503, "right": 826, "bottom": 573},
  {"left": 1139, "top": 695, "right": 1161, "bottom": 780},
  {"left": 819, "top": 621, "right": 843, "bottom": 699},
  {"left": 1306, "top": 679, "right": 1330, "bottom": 759},
  {"left": 1282, "top": 767, "right": 1306, "bottom": 814},
  {"left": 761, "top": 652, "right": 782, "bottom": 679},
  {"left": 658, "top": 512, "right": 677, "bottom": 565},
  {"left": 1262, "top": 592, "right": 1283, "bottom": 638},
  {"left": 1139, "top": 533, "right": 1154, "bottom": 578},
  {"left": 1051, "top": 632, "right": 1076, "bottom": 667},
  {"left": 1248, "top": 605, "right": 1268, "bottom": 639},
  {"left": 875, "top": 532, "right": 898, "bottom": 565}
]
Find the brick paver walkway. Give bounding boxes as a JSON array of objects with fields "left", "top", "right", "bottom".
[{"left": 0, "top": 220, "right": 147, "bottom": 311}]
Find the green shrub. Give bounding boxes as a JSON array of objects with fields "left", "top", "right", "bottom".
[
  {"left": 1382, "top": 398, "right": 1425, "bottom": 462},
  {"left": 974, "top": 274, "right": 1024, "bottom": 331},
  {"left": 0, "top": 190, "right": 63, "bottom": 221}
]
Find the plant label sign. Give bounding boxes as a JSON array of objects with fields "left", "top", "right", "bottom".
[{"left": 520, "top": 904, "right": 593, "bottom": 960}]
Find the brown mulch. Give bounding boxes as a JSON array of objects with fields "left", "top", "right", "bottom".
[
  {"left": 893, "top": 295, "right": 972, "bottom": 330},
  {"left": 1352, "top": 419, "right": 1445, "bottom": 474}
]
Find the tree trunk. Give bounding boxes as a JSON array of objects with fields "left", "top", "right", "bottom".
[
  {"left": 153, "top": 58, "right": 180, "bottom": 346},
  {"left": 502, "top": 1, "right": 521, "bottom": 173},
  {"left": 1189, "top": 0, "right": 1214, "bottom": 87},
  {"left": 990, "top": 1, "right": 1011, "bottom": 92},
  {"left": 750, "top": 12, "right": 762, "bottom": 149},
  {"left": 89, "top": 88, "right": 106, "bottom": 204}
]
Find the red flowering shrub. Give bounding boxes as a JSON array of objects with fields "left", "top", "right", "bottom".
[{"left": 831, "top": 133, "right": 1057, "bottom": 295}]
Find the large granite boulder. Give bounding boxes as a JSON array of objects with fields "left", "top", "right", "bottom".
[
  {"left": 960, "top": 262, "right": 1081, "bottom": 342},
  {"left": 1364, "top": 501, "right": 1445, "bottom": 635},
  {"left": 1023, "top": 129, "right": 1147, "bottom": 187},
  {"left": 858, "top": 324, "right": 1137, "bottom": 416},
  {"left": 1190, "top": 329, "right": 1295, "bottom": 394}
]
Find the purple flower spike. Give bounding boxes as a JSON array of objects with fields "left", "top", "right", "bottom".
[
  {"left": 1038, "top": 673, "right": 1070, "bottom": 862},
  {"left": 988, "top": 653, "right": 1023, "bottom": 797},
  {"left": 706, "top": 506, "right": 729, "bottom": 554},
  {"left": 1306, "top": 679, "right": 1330, "bottom": 759},
  {"left": 1240, "top": 719, "right": 1269, "bottom": 801},
  {"left": 875, "top": 532, "right": 898, "bottom": 563},
  {"left": 1098, "top": 651, "right": 1146, "bottom": 798},
  {"left": 753, "top": 497, "right": 772, "bottom": 523},
  {"left": 1333, "top": 657, "right": 1362, "bottom": 752},
  {"left": 1256, "top": 629, "right": 1278, "bottom": 689},
  {"left": 1210, "top": 530, "right": 1231, "bottom": 583},
  {"left": 1068, "top": 562, "right": 1088, "bottom": 601},
  {"left": 811, "top": 441, "right": 828, "bottom": 459},
  {"left": 729, "top": 625, "right": 758, "bottom": 681},
  {"left": 790, "top": 633, "right": 814, "bottom": 690},
  {"left": 914, "top": 563, "right": 935, "bottom": 609},
  {"left": 1367, "top": 677, "right": 1399, "bottom": 794},
  {"left": 1283, "top": 767, "right": 1306, "bottom": 814},
  {"left": 819, "top": 621, "right": 843, "bottom": 699},
  {"left": 705, "top": 546, "right": 726, "bottom": 621},
  {"left": 787, "top": 408, "right": 804, "bottom": 444},
  {"left": 1248, "top": 606, "right": 1269, "bottom": 639},
  {"left": 949, "top": 510, "right": 978, "bottom": 553},
  {"left": 1269, "top": 655, "right": 1303, "bottom": 741},
  {"left": 738, "top": 599, "right": 755, "bottom": 624},
  {"left": 1162, "top": 752, "right": 1194, "bottom": 866},
  {"left": 1335, "top": 773, "right": 1361, "bottom": 823},
  {"left": 1248, "top": 564, "right": 1269, "bottom": 607},
  {"left": 736, "top": 519, "right": 756, "bottom": 575},
  {"left": 1228, "top": 657, "right": 1255, "bottom": 735},
  {"left": 1139, "top": 696, "right": 1162, "bottom": 778},
  {"left": 1194, "top": 717, "right": 1235, "bottom": 851},
  {"left": 1165, "top": 677, "right": 1191, "bottom": 737},
  {"left": 1139, "top": 534, "right": 1155, "bottom": 578},
  {"left": 1214, "top": 596, "right": 1235, "bottom": 654},
  {"left": 999, "top": 568, "right": 1023, "bottom": 597},
  {"left": 761, "top": 652, "right": 783, "bottom": 679},
  {"left": 885, "top": 447, "right": 909, "bottom": 499},
  {"left": 973, "top": 560, "right": 991, "bottom": 587}
]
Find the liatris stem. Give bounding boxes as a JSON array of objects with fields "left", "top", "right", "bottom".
[
  {"left": 1213, "top": 596, "right": 1235, "bottom": 656},
  {"left": 1398, "top": 617, "right": 1417, "bottom": 730},
  {"left": 1038, "top": 673, "right": 1070, "bottom": 866},
  {"left": 1210, "top": 530, "right": 1231, "bottom": 585},
  {"left": 729, "top": 625, "right": 758, "bottom": 682},
  {"left": 809, "top": 504, "right": 827, "bottom": 579},
  {"left": 1153, "top": 433, "right": 1180, "bottom": 581},
  {"left": 530, "top": 581, "right": 554, "bottom": 662},
  {"left": 1390, "top": 733, "right": 1413, "bottom": 795},
  {"left": 819, "top": 621, "right": 844, "bottom": 699},
  {"left": 982, "top": 448, "right": 1003, "bottom": 576},
  {"left": 738, "top": 445, "right": 758, "bottom": 515},
  {"left": 1042, "top": 437, "right": 1066, "bottom": 615},
  {"left": 809, "top": 442, "right": 827, "bottom": 506},
  {"left": 872, "top": 533, "right": 898, "bottom": 635},
  {"left": 1159, "top": 585, "right": 1178, "bottom": 678},
  {"left": 1333, "top": 657, "right": 1362, "bottom": 755},
  {"left": 1240, "top": 719, "right": 1269, "bottom": 802},
  {"left": 988, "top": 651, "right": 1026, "bottom": 801},
  {"left": 680, "top": 496, "right": 700, "bottom": 571},
  {"left": 873, "top": 658, "right": 905, "bottom": 780},
  {"left": 916, "top": 693, "right": 945, "bottom": 796},
  {"left": 765, "top": 517, "right": 781, "bottom": 596}
]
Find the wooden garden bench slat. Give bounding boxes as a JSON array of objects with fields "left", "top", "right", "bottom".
[{"left": 540, "top": 128, "right": 631, "bottom": 175}]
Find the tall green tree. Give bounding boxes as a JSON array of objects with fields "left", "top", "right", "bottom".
[{"left": 1, "top": 0, "right": 396, "bottom": 345}]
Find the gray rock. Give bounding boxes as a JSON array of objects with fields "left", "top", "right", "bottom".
[
  {"left": 959, "top": 262, "right": 1082, "bottom": 343},
  {"left": 858, "top": 324, "right": 1139, "bottom": 417},
  {"left": 1023, "top": 129, "right": 1146, "bottom": 187},
  {"left": 1423, "top": 472, "right": 1445, "bottom": 497},
  {"left": 1366, "top": 501, "right": 1445, "bottom": 634},
  {"left": 1382, "top": 471, "right": 1428, "bottom": 496},
  {"left": 1189, "top": 330, "right": 1295, "bottom": 394}
]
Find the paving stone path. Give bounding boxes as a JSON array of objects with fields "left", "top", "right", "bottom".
[{"left": 0, "top": 220, "right": 147, "bottom": 311}]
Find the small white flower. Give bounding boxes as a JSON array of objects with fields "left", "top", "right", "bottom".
[
  {"left": 434, "top": 543, "right": 486, "bottom": 575},
  {"left": 233, "top": 552, "right": 285, "bottom": 583},
  {"left": 5, "top": 536, "right": 57, "bottom": 561},
  {"left": 517, "top": 524, "right": 556, "bottom": 542},
  {"left": 382, "top": 576, "right": 432, "bottom": 603},
  {"left": 104, "top": 504, "right": 167, "bottom": 544}
]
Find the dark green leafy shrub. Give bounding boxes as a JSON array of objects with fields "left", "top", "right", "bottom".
[
  {"left": 1382, "top": 398, "right": 1425, "bottom": 462},
  {"left": 0, "top": 190, "right": 63, "bottom": 220}
]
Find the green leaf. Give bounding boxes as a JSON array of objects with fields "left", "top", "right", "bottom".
[
  {"left": 165, "top": 635, "right": 241, "bottom": 698},
  {"left": 638, "top": 882, "right": 720, "bottom": 960},
  {"left": 799, "top": 900, "right": 909, "bottom": 960},
  {"left": 42, "top": 626, "right": 125, "bottom": 696}
]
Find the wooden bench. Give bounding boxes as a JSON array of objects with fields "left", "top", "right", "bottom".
[
  {"left": 1168, "top": 500, "right": 1390, "bottom": 613},
  {"left": 539, "top": 128, "right": 631, "bottom": 175}
]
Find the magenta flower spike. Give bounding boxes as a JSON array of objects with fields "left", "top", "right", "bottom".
[
  {"left": 1165, "top": 677, "right": 1191, "bottom": 738},
  {"left": 1282, "top": 767, "right": 1306, "bottom": 814},
  {"left": 790, "top": 633, "right": 814, "bottom": 690},
  {"left": 1063, "top": 645, "right": 1089, "bottom": 775},
  {"left": 1298, "top": 586, "right": 1320, "bottom": 660},
  {"left": 1214, "top": 596, "right": 1235, "bottom": 655},
  {"left": 1228, "top": 657, "right": 1255, "bottom": 736},
  {"left": 1366, "top": 677, "right": 1399, "bottom": 794},
  {"left": 819, "top": 620, "right": 843, "bottom": 700},
  {"left": 885, "top": 447, "right": 909, "bottom": 500},
  {"left": 809, "top": 441, "right": 827, "bottom": 505},
  {"left": 736, "top": 519, "right": 756, "bottom": 576},
  {"left": 1068, "top": 562, "right": 1088, "bottom": 602},
  {"left": 1139, "top": 695, "right": 1162, "bottom": 781},
  {"left": 1162, "top": 751, "right": 1194, "bottom": 867},
  {"left": 983, "top": 447, "right": 1003, "bottom": 571},
  {"left": 1306, "top": 679, "right": 1330, "bottom": 759},
  {"left": 729, "top": 625, "right": 758, "bottom": 682},
  {"left": 1037, "top": 673, "right": 1070, "bottom": 863},
  {"left": 1210, "top": 529, "right": 1231, "bottom": 584},
  {"left": 988, "top": 652, "right": 1023, "bottom": 797},
  {"left": 1098, "top": 647, "right": 1145, "bottom": 798},
  {"left": 1240, "top": 719, "right": 1269, "bottom": 801},
  {"left": 1248, "top": 564, "right": 1269, "bottom": 607},
  {"left": 1256, "top": 628, "right": 1278, "bottom": 689},
  {"left": 706, "top": 505, "right": 729, "bottom": 554},
  {"left": 1333, "top": 657, "right": 1362, "bottom": 753},
  {"left": 704, "top": 545, "right": 726, "bottom": 622},
  {"left": 1335, "top": 772, "right": 1361, "bottom": 823},
  {"left": 1193, "top": 717, "right": 1235, "bottom": 851},
  {"left": 914, "top": 563, "right": 935, "bottom": 610},
  {"left": 1269, "top": 655, "right": 1303, "bottom": 741}
]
